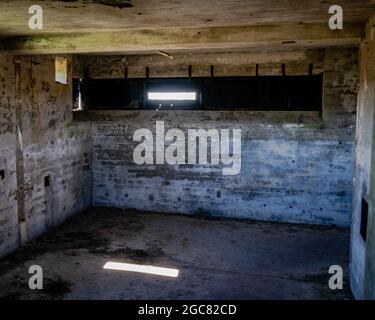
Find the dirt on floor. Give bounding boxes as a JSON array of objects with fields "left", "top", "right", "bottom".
[{"left": 0, "top": 207, "right": 352, "bottom": 300}]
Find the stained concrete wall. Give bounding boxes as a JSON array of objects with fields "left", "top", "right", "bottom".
[
  {"left": 350, "top": 17, "right": 375, "bottom": 300},
  {"left": 0, "top": 55, "right": 18, "bottom": 257},
  {"left": 0, "top": 55, "right": 92, "bottom": 258},
  {"left": 0, "top": 47, "right": 360, "bottom": 259},
  {"left": 19, "top": 55, "right": 92, "bottom": 242},
  {"left": 76, "top": 48, "right": 358, "bottom": 226}
]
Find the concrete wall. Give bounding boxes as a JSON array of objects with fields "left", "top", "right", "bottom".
[
  {"left": 0, "top": 47, "right": 360, "bottom": 259},
  {"left": 0, "top": 55, "right": 18, "bottom": 257},
  {"left": 76, "top": 48, "right": 358, "bottom": 227},
  {"left": 0, "top": 55, "right": 92, "bottom": 258},
  {"left": 18, "top": 56, "right": 92, "bottom": 242},
  {"left": 350, "top": 17, "right": 375, "bottom": 300}
]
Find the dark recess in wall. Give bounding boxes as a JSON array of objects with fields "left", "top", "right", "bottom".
[
  {"left": 60, "top": 1, "right": 134, "bottom": 9},
  {"left": 91, "top": 0, "right": 133, "bottom": 8},
  {"left": 44, "top": 175, "right": 51, "bottom": 188},
  {"left": 84, "top": 78, "right": 138, "bottom": 109},
  {"left": 80, "top": 75, "right": 323, "bottom": 111},
  {"left": 361, "top": 197, "right": 369, "bottom": 242}
]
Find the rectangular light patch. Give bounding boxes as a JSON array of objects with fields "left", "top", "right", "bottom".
[
  {"left": 148, "top": 92, "right": 196, "bottom": 101},
  {"left": 103, "top": 262, "right": 179, "bottom": 278},
  {"left": 55, "top": 56, "right": 68, "bottom": 85}
]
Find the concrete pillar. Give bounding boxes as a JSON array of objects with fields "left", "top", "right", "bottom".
[
  {"left": 350, "top": 16, "right": 375, "bottom": 300},
  {"left": 362, "top": 17, "right": 375, "bottom": 299}
]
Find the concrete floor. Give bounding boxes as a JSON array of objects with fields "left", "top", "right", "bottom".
[{"left": 0, "top": 208, "right": 352, "bottom": 300}]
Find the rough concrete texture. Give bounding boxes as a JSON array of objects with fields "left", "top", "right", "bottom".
[
  {"left": 18, "top": 56, "right": 92, "bottom": 241},
  {"left": 0, "top": 55, "right": 18, "bottom": 257},
  {"left": 4, "top": 23, "right": 365, "bottom": 56},
  {"left": 350, "top": 16, "right": 375, "bottom": 300},
  {"left": 0, "top": 207, "right": 352, "bottom": 300},
  {"left": 74, "top": 50, "right": 326, "bottom": 79},
  {"left": 0, "top": 0, "right": 373, "bottom": 37},
  {"left": 323, "top": 48, "right": 359, "bottom": 127},
  {"left": 76, "top": 48, "right": 358, "bottom": 227},
  {"left": 367, "top": 18, "right": 375, "bottom": 298},
  {"left": 0, "top": 55, "right": 92, "bottom": 258}
]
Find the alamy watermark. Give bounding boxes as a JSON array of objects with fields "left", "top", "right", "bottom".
[
  {"left": 329, "top": 5, "right": 343, "bottom": 30},
  {"left": 28, "top": 5, "right": 43, "bottom": 30},
  {"left": 133, "top": 121, "right": 242, "bottom": 176},
  {"left": 328, "top": 265, "right": 343, "bottom": 290},
  {"left": 28, "top": 265, "right": 43, "bottom": 290}
]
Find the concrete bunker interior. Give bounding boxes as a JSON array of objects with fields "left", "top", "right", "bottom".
[{"left": 0, "top": 0, "right": 375, "bottom": 300}]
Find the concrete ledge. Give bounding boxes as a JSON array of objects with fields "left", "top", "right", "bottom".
[
  {"left": 74, "top": 109, "right": 322, "bottom": 126},
  {"left": 1, "top": 23, "right": 363, "bottom": 55}
]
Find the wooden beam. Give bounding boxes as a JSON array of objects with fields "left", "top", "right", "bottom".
[{"left": 1, "top": 23, "right": 364, "bottom": 54}]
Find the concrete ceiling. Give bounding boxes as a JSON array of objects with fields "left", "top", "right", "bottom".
[
  {"left": 0, "top": 0, "right": 374, "bottom": 36},
  {"left": 0, "top": 0, "right": 374, "bottom": 54}
]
